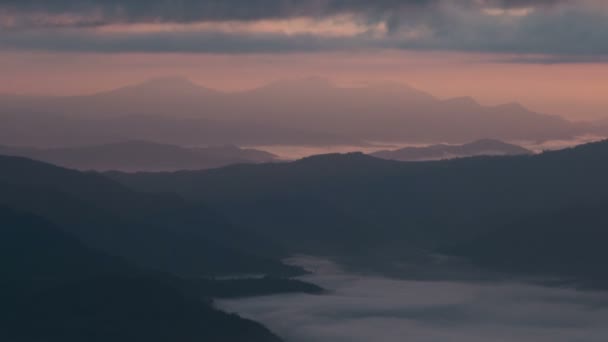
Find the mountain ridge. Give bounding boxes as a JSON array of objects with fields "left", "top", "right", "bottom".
[
  {"left": 0, "top": 140, "right": 279, "bottom": 172},
  {"left": 371, "top": 139, "right": 533, "bottom": 161},
  {"left": 0, "top": 77, "right": 590, "bottom": 146},
  {"left": 0, "top": 153, "right": 302, "bottom": 277},
  {"left": 109, "top": 139, "right": 608, "bottom": 287},
  {"left": 0, "top": 206, "right": 287, "bottom": 342}
]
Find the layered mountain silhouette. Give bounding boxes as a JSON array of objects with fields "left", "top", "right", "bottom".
[
  {"left": 371, "top": 139, "right": 533, "bottom": 161},
  {"left": 0, "top": 152, "right": 339, "bottom": 341},
  {"left": 2, "top": 75, "right": 607, "bottom": 338},
  {"left": 0, "top": 154, "right": 300, "bottom": 276},
  {"left": 3, "top": 137, "right": 608, "bottom": 341},
  {"left": 0, "top": 141, "right": 278, "bottom": 172},
  {"left": 0, "top": 77, "right": 590, "bottom": 147},
  {"left": 110, "top": 139, "right": 608, "bottom": 288},
  {"left": 0, "top": 206, "right": 131, "bottom": 294},
  {"left": 444, "top": 201, "right": 608, "bottom": 288},
  {"left": 0, "top": 206, "right": 290, "bottom": 342}
]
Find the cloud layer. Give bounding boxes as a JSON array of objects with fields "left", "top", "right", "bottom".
[
  {"left": 0, "top": 1, "right": 568, "bottom": 23},
  {"left": 0, "top": 0, "right": 607, "bottom": 61}
]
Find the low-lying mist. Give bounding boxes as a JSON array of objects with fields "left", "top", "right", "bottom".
[{"left": 218, "top": 257, "right": 608, "bottom": 342}]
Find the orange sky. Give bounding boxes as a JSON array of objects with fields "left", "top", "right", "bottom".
[{"left": 2, "top": 50, "right": 607, "bottom": 121}]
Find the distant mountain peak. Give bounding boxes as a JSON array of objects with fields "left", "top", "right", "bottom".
[
  {"left": 260, "top": 77, "right": 334, "bottom": 91},
  {"left": 105, "top": 76, "right": 219, "bottom": 97},
  {"left": 296, "top": 151, "right": 379, "bottom": 165},
  {"left": 250, "top": 77, "right": 437, "bottom": 102},
  {"left": 492, "top": 101, "right": 529, "bottom": 112},
  {"left": 443, "top": 96, "right": 479, "bottom": 107},
  {"left": 466, "top": 138, "right": 514, "bottom": 146},
  {"left": 359, "top": 80, "right": 414, "bottom": 89},
  {"left": 139, "top": 76, "right": 198, "bottom": 87}
]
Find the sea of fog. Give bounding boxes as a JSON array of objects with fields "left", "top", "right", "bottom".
[{"left": 217, "top": 256, "right": 608, "bottom": 342}]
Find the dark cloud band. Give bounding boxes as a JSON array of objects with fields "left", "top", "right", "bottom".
[
  {"left": 0, "top": 0, "right": 564, "bottom": 23},
  {"left": 6, "top": 0, "right": 404, "bottom": 23},
  {"left": 0, "top": 0, "right": 606, "bottom": 63}
]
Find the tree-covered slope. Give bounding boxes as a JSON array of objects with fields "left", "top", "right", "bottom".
[{"left": 0, "top": 207, "right": 284, "bottom": 342}]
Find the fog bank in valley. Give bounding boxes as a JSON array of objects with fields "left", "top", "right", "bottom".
[{"left": 219, "top": 257, "right": 608, "bottom": 342}]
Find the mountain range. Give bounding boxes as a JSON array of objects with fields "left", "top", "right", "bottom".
[
  {"left": 109, "top": 139, "right": 608, "bottom": 288},
  {"left": 0, "top": 141, "right": 278, "bottom": 172},
  {"left": 0, "top": 152, "right": 331, "bottom": 341},
  {"left": 4, "top": 138, "right": 608, "bottom": 340},
  {"left": 371, "top": 139, "right": 533, "bottom": 161},
  {"left": 0, "top": 154, "right": 302, "bottom": 276},
  {"left": 0, "top": 77, "right": 593, "bottom": 147}
]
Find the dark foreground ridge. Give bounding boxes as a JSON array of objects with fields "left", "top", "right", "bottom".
[
  {"left": 0, "top": 207, "right": 289, "bottom": 342},
  {"left": 0, "top": 156, "right": 330, "bottom": 341}
]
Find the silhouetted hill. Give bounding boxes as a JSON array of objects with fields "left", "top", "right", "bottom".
[
  {"left": 110, "top": 140, "right": 608, "bottom": 286},
  {"left": 176, "top": 276, "right": 325, "bottom": 299},
  {"left": 444, "top": 202, "right": 608, "bottom": 288},
  {"left": 0, "top": 154, "right": 301, "bottom": 277},
  {"left": 3, "top": 277, "right": 283, "bottom": 342},
  {"left": 39, "top": 77, "right": 223, "bottom": 119},
  {"left": 0, "top": 77, "right": 589, "bottom": 146},
  {"left": 0, "top": 206, "right": 131, "bottom": 295},
  {"left": 101, "top": 77, "right": 221, "bottom": 99},
  {"left": 0, "top": 141, "right": 278, "bottom": 172},
  {"left": 371, "top": 139, "right": 533, "bottom": 161},
  {"left": 0, "top": 207, "right": 284, "bottom": 342}
]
